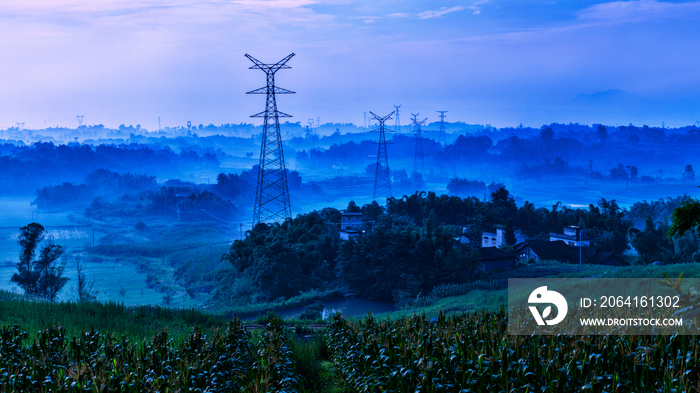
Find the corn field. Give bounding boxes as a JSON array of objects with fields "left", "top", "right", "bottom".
[
  {"left": 0, "top": 318, "right": 302, "bottom": 392},
  {"left": 326, "top": 309, "right": 700, "bottom": 392}
]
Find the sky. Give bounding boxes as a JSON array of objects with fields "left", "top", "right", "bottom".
[{"left": 1, "top": 0, "right": 699, "bottom": 131}]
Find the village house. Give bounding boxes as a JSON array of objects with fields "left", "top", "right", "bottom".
[
  {"left": 339, "top": 212, "right": 365, "bottom": 240},
  {"left": 549, "top": 226, "right": 590, "bottom": 247},
  {"left": 455, "top": 227, "right": 478, "bottom": 246},
  {"left": 477, "top": 247, "right": 519, "bottom": 271},
  {"left": 481, "top": 227, "right": 526, "bottom": 248},
  {"left": 515, "top": 239, "right": 629, "bottom": 266}
]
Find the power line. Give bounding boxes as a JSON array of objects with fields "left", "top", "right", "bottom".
[
  {"left": 245, "top": 52, "right": 295, "bottom": 226},
  {"left": 370, "top": 110, "right": 394, "bottom": 200}
]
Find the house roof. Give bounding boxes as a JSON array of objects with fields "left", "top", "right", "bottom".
[
  {"left": 520, "top": 240, "right": 577, "bottom": 262},
  {"left": 478, "top": 247, "right": 518, "bottom": 261},
  {"left": 549, "top": 232, "right": 592, "bottom": 241},
  {"left": 583, "top": 248, "right": 630, "bottom": 266},
  {"left": 517, "top": 240, "right": 629, "bottom": 266}
]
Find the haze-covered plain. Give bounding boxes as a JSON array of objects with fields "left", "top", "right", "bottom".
[{"left": 0, "top": 120, "right": 697, "bottom": 311}]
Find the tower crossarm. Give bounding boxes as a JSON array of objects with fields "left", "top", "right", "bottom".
[
  {"left": 246, "top": 86, "right": 296, "bottom": 95},
  {"left": 369, "top": 111, "right": 394, "bottom": 126},
  {"left": 245, "top": 53, "right": 295, "bottom": 74}
]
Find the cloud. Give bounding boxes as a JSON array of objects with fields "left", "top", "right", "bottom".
[
  {"left": 577, "top": 0, "right": 700, "bottom": 24},
  {"left": 418, "top": 5, "right": 467, "bottom": 19}
]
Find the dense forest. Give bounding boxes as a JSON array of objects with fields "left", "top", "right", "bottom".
[{"left": 214, "top": 189, "right": 700, "bottom": 306}]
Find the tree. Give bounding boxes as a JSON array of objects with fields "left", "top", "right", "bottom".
[
  {"left": 630, "top": 166, "right": 638, "bottom": 180},
  {"left": 539, "top": 126, "right": 554, "bottom": 141},
  {"left": 346, "top": 200, "right": 360, "bottom": 213},
  {"left": 504, "top": 219, "right": 516, "bottom": 246},
  {"left": 669, "top": 198, "right": 700, "bottom": 239},
  {"left": 683, "top": 164, "right": 695, "bottom": 180},
  {"left": 629, "top": 216, "right": 671, "bottom": 264},
  {"left": 10, "top": 223, "right": 68, "bottom": 301},
  {"left": 75, "top": 256, "right": 96, "bottom": 302},
  {"left": 596, "top": 124, "right": 608, "bottom": 142}
]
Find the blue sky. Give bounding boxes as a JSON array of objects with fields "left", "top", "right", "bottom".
[{"left": 1, "top": 0, "right": 699, "bottom": 130}]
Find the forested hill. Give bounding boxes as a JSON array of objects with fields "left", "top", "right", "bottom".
[{"left": 0, "top": 142, "right": 219, "bottom": 193}]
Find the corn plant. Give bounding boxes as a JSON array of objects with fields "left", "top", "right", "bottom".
[
  {"left": 0, "top": 318, "right": 303, "bottom": 392},
  {"left": 327, "top": 309, "right": 700, "bottom": 392}
]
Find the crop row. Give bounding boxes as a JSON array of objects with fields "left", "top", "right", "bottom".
[
  {"left": 326, "top": 309, "right": 700, "bottom": 392},
  {"left": 0, "top": 318, "right": 301, "bottom": 392}
]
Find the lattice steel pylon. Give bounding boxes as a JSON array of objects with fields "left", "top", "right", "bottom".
[
  {"left": 437, "top": 110, "right": 448, "bottom": 145},
  {"left": 245, "top": 53, "right": 296, "bottom": 225},
  {"left": 370, "top": 111, "right": 395, "bottom": 200},
  {"left": 411, "top": 113, "right": 428, "bottom": 175},
  {"left": 393, "top": 104, "right": 401, "bottom": 133}
]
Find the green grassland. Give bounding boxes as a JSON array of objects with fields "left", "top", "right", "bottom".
[
  {"left": 370, "top": 261, "right": 700, "bottom": 320},
  {"left": 0, "top": 290, "right": 226, "bottom": 343}
]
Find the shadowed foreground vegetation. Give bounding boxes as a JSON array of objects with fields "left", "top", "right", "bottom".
[
  {"left": 0, "top": 289, "right": 226, "bottom": 342},
  {"left": 327, "top": 311, "right": 700, "bottom": 392}
]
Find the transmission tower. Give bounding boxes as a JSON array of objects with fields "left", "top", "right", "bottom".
[
  {"left": 393, "top": 104, "right": 401, "bottom": 133},
  {"left": 76, "top": 115, "right": 84, "bottom": 129},
  {"left": 370, "top": 111, "right": 394, "bottom": 200},
  {"left": 245, "top": 52, "right": 295, "bottom": 225},
  {"left": 362, "top": 112, "right": 368, "bottom": 132},
  {"left": 16, "top": 122, "right": 24, "bottom": 132},
  {"left": 437, "top": 111, "right": 448, "bottom": 145},
  {"left": 411, "top": 113, "right": 427, "bottom": 175}
]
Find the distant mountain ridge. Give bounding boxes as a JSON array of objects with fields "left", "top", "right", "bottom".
[
  {"left": 566, "top": 89, "right": 700, "bottom": 126},
  {"left": 571, "top": 89, "right": 651, "bottom": 106}
]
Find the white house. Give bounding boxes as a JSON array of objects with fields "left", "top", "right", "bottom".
[
  {"left": 481, "top": 228, "right": 526, "bottom": 248},
  {"left": 549, "top": 226, "right": 590, "bottom": 247},
  {"left": 339, "top": 212, "right": 364, "bottom": 240}
]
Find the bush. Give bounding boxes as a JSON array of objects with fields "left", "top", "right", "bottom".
[{"left": 299, "top": 301, "right": 324, "bottom": 320}]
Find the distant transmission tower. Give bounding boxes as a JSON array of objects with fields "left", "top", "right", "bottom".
[
  {"left": 370, "top": 111, "right": 394, "bottom": 200},
  {"left": 16, "top": 122, "right": 24, "bottom": 132},
  {"left": 187, "top": 121, "right": 192, "bottom": 137},
  {"left": 76, "top": 115, "right": 84, "bottom": 129},
  {"left": 393, "top": 104, "right": 401, "bottom": 133},
  {"left": 411, "top": 113, "right": 427, "bottom": 175},
  {"left": 437, "top": 111, "right": 448, "bottom": 145},
  {"left": 245, "top": 52, "right": 295, "bottom": 225},
  {"left": 363, "top": 112, "right": 368, "bottom": 132}
]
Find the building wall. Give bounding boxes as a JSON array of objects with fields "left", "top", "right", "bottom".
[{"left": 482, "top": 228, "right": 526, "bottom": 247}]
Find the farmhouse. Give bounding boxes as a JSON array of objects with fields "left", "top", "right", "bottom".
[
  {"left": 549, "top": 226, "right": 590, "bottom": 247},
  {"left": 477, "top": 247, "right": 519, "bottom": 271},
  {"left": 515, "top": 240, "right": 629, "bottom": 266},
  {"left": 339, "top": 212, "right": 368, "bottom": 240},
  {"left": 481, "top": 227, "right": 526, "bottom": 248}
]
